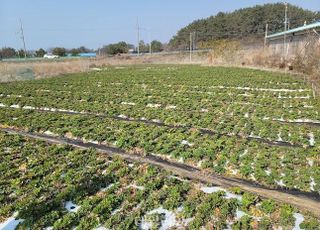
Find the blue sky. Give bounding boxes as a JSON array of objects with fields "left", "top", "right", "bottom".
[{"left": 1, "top": 0, "right": 319, "bottom": 50}]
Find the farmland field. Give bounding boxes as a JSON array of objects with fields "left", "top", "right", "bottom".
[
  {"left": 2, "top": 131, "right": 320, "bottom": 229},
  {"left": 0, "top": 65, "right": 320, "bottom": 229}
]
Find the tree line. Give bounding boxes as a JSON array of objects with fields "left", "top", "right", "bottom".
[
  {"left": 100, "top": 40, "right": 163, "bottom": 55},
  {"left": 0, "top": 40, "right": 164, "bottom": 59},
  {"left": 0, "top": 47, "right": 46, "bottom": 59},
  {"left": 169, "top": 3, "right": 320, "bottom": 50},
  {"left": 0, "top": 46, "right": 92, "bottom": 59}
]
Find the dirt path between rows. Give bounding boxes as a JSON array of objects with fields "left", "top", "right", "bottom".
[{"left": 2, "top": 127, "right": 319, "bottom": 218}]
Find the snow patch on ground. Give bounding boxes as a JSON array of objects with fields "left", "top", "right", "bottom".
[
  {"left": 168, "top": 175, "right": 188, "bottom": 182},
  {"left": 88, "top": 139, "right": 99, "bottom": 144},
  {"left": 289, "top": 118, "right": 320, "bottom": 124},
  {"left": 181, "top": 140, "right": 194, "bottom": 147},
  {"left": 117, "top": 114, "right": 128, "bottom": 119},
  {"left": 23, "top": 105, "right": 35, "bottom": 110},
  {"left": 249, "top": 133, "right": 262, "bottom": 139},
  {"left": 147, "top": 103, "right": 162, "bottom": 108},
  {"left": 235, "top": 209, "right": 246, "bottom": 220},
  {"left": 140, "top": 207, "right": 177, "bottom": 230},
  {"left": 250, "top": 174, "right": 256, "bottom": 181},
  {"left": 100, "top": 183, "right": 116, "bottom": 192},
  {"left": 200, "top": 186, "right": 242, "bottom": 201},
  {"left": 111, "top": 207, "right": 122, "bottom": 215},
  {"left": 165, "top": 105, "right": 177, "bottom": 109},
  {"left": 293, "top": 213, "right": 304, "bottom": 230},
  {"left": 304, "top": 105, "right": 314, "bottom": 108},
  {"left": 178, "top": 157, "right": 184, "bottom": 163},
  {"left": 310, "top": 177, "right": 316, "bottom": 191},
  {"left": 181, "top": 218, "right": 194, "bottom": 227},
  {"left": 309, "top": 133, "right": 315, "bottom": 146},
  {"left": 127, "top": 184, "right": 144, "bottom": 190},
  {"left": 4, "top": 147, "right": 12, "bottom": 153},
  {"left": 110, "top": 82, "right": 122, "bottom": 85},
  {"left": 151, "top": 119, "right": 162, "bottom": 123},
  {"left": 232, "top": 86, "right": 307, "bottom": 92},
  {"left": 121, "top": 102, "right": 136, "bottom": 106},
  {"left": 230, "top": 169, "right": 239, "bottom": 175},
  {"left": 197, "top": 160, "right": 203, "bottom": 168},
  {"left": 64, "top": 201, "right": 80, "bottom": 213},
  {"left": 10, "top": 104, "right": 20, "bottom": 108},
  {"left": 0, "top": 212, "right": 24, "bottom": 230},
  {"left": 91, "top": 67, "right": 102, "bottom": 71},
  {"left": 278, "top": 95, "right": 310, "bottom": 99},
  {"left": 264, "top": 169, "right": 271, "bottom": 176},
  {"left": 307, "top": 159, "right": 314, "bottom": 167},
  {"left": 275, "top": 179, "right": 286, "bottom": 187},
  {"left": 240, "top": 149, "right": 248, "bottom": 157},
  {"left": 56, "top": 108, "right": 76, "bottom": 113},
  {"left": 44, "top": 130, "right": 57, "bottom": 136}
]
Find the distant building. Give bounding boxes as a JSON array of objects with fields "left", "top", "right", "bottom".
[
  {"left": 266, "top": 21, "right": 320, "bottom": 57},
  {"left": 78, "top": 52, "right": 96, "bottom": 57},
  {"left": 43, "top": 54, "right": 59, "bottom": 59}
]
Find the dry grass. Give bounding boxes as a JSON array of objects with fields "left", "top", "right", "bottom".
[
  {"left": 206, "top": 41, "right": 320, "bottom": 96},
  {"left": 0, "top": 53, "right": 208, "bottom": 82}
]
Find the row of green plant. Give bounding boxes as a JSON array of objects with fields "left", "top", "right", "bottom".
[
  {"left": 0, "top": 85, "right": 318, "bottom": 120},
  {"left": 1, "top": 131, "right": 319, "bottom": 229},
  {"left": 0, "top": 97, "right": 318, "bottom": 147},
  {"left": 0, "top": 108, "right": 318, "bottom": 195}
]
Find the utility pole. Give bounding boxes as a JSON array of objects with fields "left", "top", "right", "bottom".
[
  {"left": 189, "top": 32, "right": 193, "bottom": 62},
  {"left": 264, "top": 23, "right": 269, "bottom": 49},
  {"left": 19, "top": 18, "right": 27, "bottom": 59},
  {"left": 192, "top": 31, "right": 196, "bottom": 51},
  {"left": 284, "top": 2, "right": 288, "bottom": 60},
  {"left": 136, "top": 17, "right": 140, "bottom": 56},
  {"left": 148, "top": 31, "right": 152, "bottom": 55}
]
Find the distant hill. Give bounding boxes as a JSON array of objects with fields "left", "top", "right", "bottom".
[{"left": 169, "top": 3, "right": 320, "bottom": 49}]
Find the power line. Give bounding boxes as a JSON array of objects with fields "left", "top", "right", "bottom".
[
  {"left": 136, "top": 17, "right": 140, "bottom": 56},
  {"left": 189, "top": 32, "right": 192, "bottom": 62},
  {"left": 284, "top": 2, "right": 288, "bottom": 60},
  {"left": 189, "top": 31, "right": 196, "bottom": 62}
]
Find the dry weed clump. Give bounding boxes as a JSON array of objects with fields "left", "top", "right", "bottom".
[
  {"left": 33, "top": 59, "right": 92, "bottom": 78},
  {"left": 290, "top": 43, "right": 320, "bottom": 96},
  {"left": 291, "top": 45, "right": 320, "bottom": 75},
  {"left": 205, "top": 40, "right": 241, "bottom": 64}
]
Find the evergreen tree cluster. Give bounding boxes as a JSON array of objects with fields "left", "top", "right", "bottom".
[{"left": 169, "top": 3, "right": 320, "bottom": 49}]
